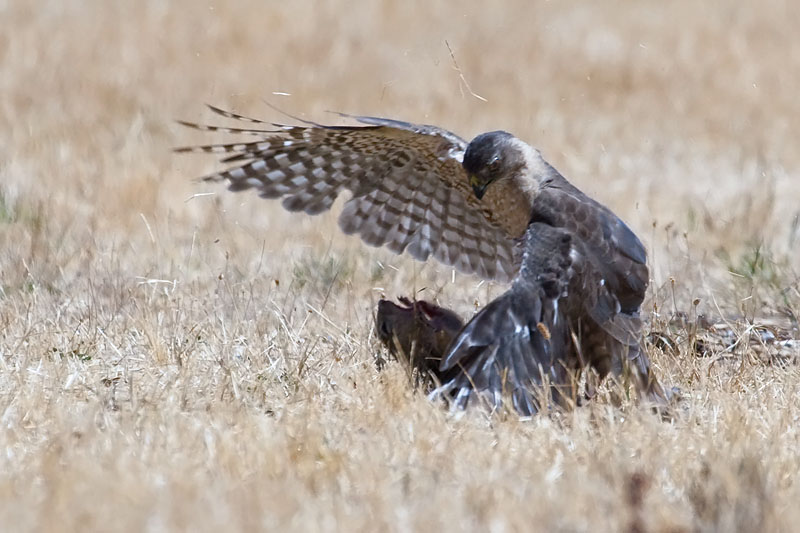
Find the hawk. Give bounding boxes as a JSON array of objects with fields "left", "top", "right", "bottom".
[{"left": 178, "top": 106, "right": 667, "bottom": 414}]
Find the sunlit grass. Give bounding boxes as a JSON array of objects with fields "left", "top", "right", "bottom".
[{"left": 0, "top": 1, "right": 798, "bottom": 531}]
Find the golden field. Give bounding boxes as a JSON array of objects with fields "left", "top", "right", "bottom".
[{"left": 1, "top": 1, "right": 799, "bottom": 531}]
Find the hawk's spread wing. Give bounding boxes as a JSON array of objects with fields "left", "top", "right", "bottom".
[{"left": 177, "top": 106, "right": 522, "bottom": 282}]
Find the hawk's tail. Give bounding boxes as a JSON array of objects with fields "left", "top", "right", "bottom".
[
  {"left": 430, "top": 287, "right": 574, "bottom": 417},
  {"left": 429, "top": 224, "right": 577, "bottom": 416}
]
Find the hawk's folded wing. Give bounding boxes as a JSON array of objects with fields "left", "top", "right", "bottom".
[
  {"left": 530, "top": 181, "right": 649, "bottom": 346},
  {"left": 531, "top": 179, "right": 648, "bottom": 313},
  {"left": 177, "top": 107, "right": 528, "bottom": 282}
]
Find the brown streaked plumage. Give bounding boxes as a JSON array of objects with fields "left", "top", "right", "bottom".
[{"left": 179, "top": 106, "right": 665, "bottom": 415}]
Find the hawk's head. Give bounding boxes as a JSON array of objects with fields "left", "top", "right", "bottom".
[{"left": 462, "top": 131, "right": 541, "bottom": 200}]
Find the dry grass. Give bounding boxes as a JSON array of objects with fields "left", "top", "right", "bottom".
[{"left": 1, "top": 1, "right": 799, "bottom": 531}]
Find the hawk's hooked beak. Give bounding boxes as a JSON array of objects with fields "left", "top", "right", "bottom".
[{"left": 469, "top": 175, "right": 488, "bottom": 200}]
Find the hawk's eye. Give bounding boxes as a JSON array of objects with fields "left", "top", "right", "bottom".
[{"left": 488, "top": 156, "right": 501, "bottom": 171}]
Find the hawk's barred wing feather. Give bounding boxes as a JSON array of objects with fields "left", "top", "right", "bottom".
[
  {"left": 178, "top": 108, "right": 520, "bottom": 281},
  {"left": 175, "top": 120, "right": 281, "bottom": 137}
]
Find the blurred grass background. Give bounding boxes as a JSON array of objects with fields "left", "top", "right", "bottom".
[{"left": 0, "top": 1, "right": 799, "bottom": 531}]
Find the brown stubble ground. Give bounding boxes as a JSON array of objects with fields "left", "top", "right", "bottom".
[{"left": 1, "top": 1, "right": 799, "bottom": 531}]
